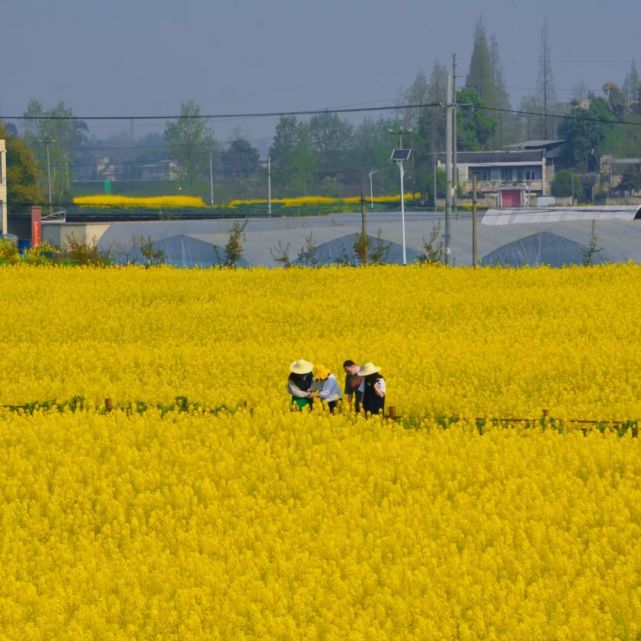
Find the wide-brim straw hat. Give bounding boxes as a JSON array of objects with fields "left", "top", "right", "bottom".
[
  {"left": 290, "top": 359, "right": 314, "bottom": 375},
  {"left": 358, "top": 362, "right": 382, "bottom": 377},
  {"left": 314, "top": 364, "right": 331, "bottom": 380}
]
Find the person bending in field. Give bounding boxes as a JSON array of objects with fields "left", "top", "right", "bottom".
[
  {"left": 342, "top": 359, "right": 363, "bottom": 413},
  {"left": 359, "top": 362, "right": 386, "bottom": 416},
  {"left": 311, "top": 364, "right": 342, "bottom": 414},
  {"left": 288, "top": 359, "right": 314, "bottom": 411}
]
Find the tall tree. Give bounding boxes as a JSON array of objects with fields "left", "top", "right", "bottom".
[
  {"left": 164, "top": 100, "right": 217, "bottom": 192},
  {"left": 269, "top": 116, "right": 317, "bottom": 196},
  {"left": 456, "top": 88, "right": 497, "bottom": 151},
  {"left": 0, "top": 121, "right": 42, "bottom": 208},
  {"left": 402, "top": 70, "right": 430, "bottom": 130},
  {"left": 537, "top": 18, "right": 558, "bottom": 138},
  {"left": 557, "top": 98, "right": 615, "bottom": 169},
  {"left": 308, "top": 112, "right": 354, "bottom": 179},
  {"left": 623, "top": 60, "right": 641, "bottom": 115},
  {"left": 466, "top": 19, "right": 496, "bottom": 106},
  {"left": 22, "top": 100, "right": 86, "bottom": 204},
  {"left": 222, "top": 138, "right": 260, "bottom": 177},
  {"left": 351, "top": 117, "right": 401, "bottom": 196},
  {"left": 520, "top": 19, "right": 561, "bottom": 140},
  {"left": 489, "top": 34, "right": 516, "bottom": 145}
]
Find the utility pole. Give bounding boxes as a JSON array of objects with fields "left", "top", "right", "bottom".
[
  {"left": 267, "top": 155, "right": 272, "bottom": 216},
  {"left": 472, "top": 175, "right": 478, "bottom": 268},
  {"left": 209, "top": 152, "right": 215, "bottom": 206},
  {"left": 433, "top": 154, "right": 438, "bottom": 212},
  {"left": 445, "top": 74, "right": 453, "bottom": 265},
  {"left": 452, "top": 53, "right": 458, "bottom": 218}
]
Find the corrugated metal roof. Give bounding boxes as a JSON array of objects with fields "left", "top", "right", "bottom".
[{"left": 482, "top": 206, "right": 641, "bottom": 225}]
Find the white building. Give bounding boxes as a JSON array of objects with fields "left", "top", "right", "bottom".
[{"left": 0, "top": 139, "right": 7, "bottom": 235}]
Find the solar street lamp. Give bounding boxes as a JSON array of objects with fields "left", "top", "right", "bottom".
[{"left": 391, "top": 148, "right": 411, "bottom": 265}]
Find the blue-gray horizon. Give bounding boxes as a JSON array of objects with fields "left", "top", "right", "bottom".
[{"left": 2, "top": 0, "right": 640, "bottom": 143}]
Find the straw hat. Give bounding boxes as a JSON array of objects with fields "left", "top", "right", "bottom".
[
  {"left": 358, "top": 362, "right": 382, "bottom": 376},
  {"left": 290, "top": 359, "right": 314, "bottom": 375},
  {"left": 314, "top": 364, "right": 331, "bottom": 380}
]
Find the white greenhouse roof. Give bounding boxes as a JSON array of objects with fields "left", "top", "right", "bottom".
[
  {"left": 52, "top": 208, "right": 641, "bottom": 267},
  {"left": 483, "top": 206, "right": 641, "bottom": 225}
]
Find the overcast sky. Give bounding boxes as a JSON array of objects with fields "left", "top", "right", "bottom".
[{"left": 2, "top": 0, "right": 640, "bottom": 149}]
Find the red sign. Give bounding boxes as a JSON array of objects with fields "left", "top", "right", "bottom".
[{"left": 31, "top": 207, "right": 42, "bottom": 247}]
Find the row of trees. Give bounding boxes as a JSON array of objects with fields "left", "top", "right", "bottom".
[{"left": 4, "top": 17, "right": 641, "bottom": 208}]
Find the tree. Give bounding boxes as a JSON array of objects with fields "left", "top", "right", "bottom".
[
  {"left": 269, "top": 116, "right": 317, "bottom": 196},
  {"left": 402, "top": 70, "right": 430, "bottom": 130},
  {"left": 22, "top": 100, "right": 87, "bottom": 204},
  {"left": 456, "top": 88, "right": 497, "bottom": 151},
  {"left": 550, "top": 169, "right": 582, "bottom": 198},
  {"left": 351, "top": 117, "right": 399, "bottom": 196},
  {"left": 0, "top": 121, "right": 42, "bottom": 208},
  {"left": 557, "top": 99, "right": 615, "bottom": 169},
  {"left": 537, "top": 18, "right": 557, "bottom": 138},
  {"left": 489, "top": 34, "right": 516, "bottom": 145},
  {"left": 623, "top": 60, "right": 641, "bottom": 115},
  {"left": 466, "top": 19, "right": 495, "bottom": 104},
  {"left": 465, "top": 20, "right": 514, "bottom": 147},
  {"left": 618, "top": 166, "right": 641, "bottom": 193},
  {"left": 223, "top": 219, "right": 247, "bottom": 267},
  {"left": 222, "top": 138, "right": 260, "bottom": 177},
  {"left": 602, "top": 82, "right": 625, "bottom": 121},
  {"left": 164, "top": 100, "right": 217, "bottom": 192},
  {"left": 308, "top": 112, "right": 354, "bottom": 181}
]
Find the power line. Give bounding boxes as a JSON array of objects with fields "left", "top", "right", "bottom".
[
  {"left": 4, "top": 100, "right": 641, "bottom": 129},
  {"left": 3, "top": 102, "right": 440, "bottom": 122}
]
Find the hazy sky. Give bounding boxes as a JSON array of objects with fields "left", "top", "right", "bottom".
[{"left": 2, "top": 0, "right": 640, "bottom": 150}]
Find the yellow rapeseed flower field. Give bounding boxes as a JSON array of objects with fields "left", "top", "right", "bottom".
[
  {"left": 1, "top": 264, "right": 641, "bottom": 639},
  {"left": 73, "top": 195, "right": 207, "bottom": 208}
]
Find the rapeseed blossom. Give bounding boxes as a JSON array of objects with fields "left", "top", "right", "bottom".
[
  {"left": 73, "top": 194, "right": 207, "bottom": 208},
  {"left": 1, "top": 263, "right": 641, "bottom": 639}
]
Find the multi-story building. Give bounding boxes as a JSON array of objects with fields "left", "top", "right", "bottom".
[{"left": 0, "top": 139, "right": 7, "bottom": 235}]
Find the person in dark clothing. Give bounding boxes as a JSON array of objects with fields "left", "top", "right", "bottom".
[
  {"left": 288, "top": 359, "right": 314, "bottom": 410},
  {"left": 358, "top": 362, "right": 386, "bottom": 416},
  {"left": 342, "top": 359, "right": 363, "bottom": 413}
]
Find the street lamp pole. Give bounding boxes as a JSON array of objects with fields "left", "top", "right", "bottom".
[
  {"left": 268, "top": 155, "right": 272, "bottom": 216},
  {"left": 368, "top": 168, "right": 378, "bottom": 209},
  {"left": 209, "top": 152, "right": 215, "bottom": 206},
  {"left": 399, "top": 159, "right": 407, "bottom": 265}
]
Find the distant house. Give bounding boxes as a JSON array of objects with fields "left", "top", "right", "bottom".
[
  {"left": 140, "top": 160, "right": 178, "bottom": 182},
  {"left": 438, "top": 140, "right": 564, "bottom": 207},
  {"left": 600, "top": 155, "right": 641, "bottom": 192},
  {"left": 96, "top": 157, "right": 116, "bottom": 181},
  {"left": 0, "top": 139, "right": 7, "bottom": 233}
]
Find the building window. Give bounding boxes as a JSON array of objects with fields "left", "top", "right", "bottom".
[
  {"left": 470, "top": 168, "right": 492, "bottom": 182},
  {"left": 501, "top": 167, "right": 514, "bottom": 181},
  {"left": 517, "top": 167, "right": 541, "bottom": 181}
]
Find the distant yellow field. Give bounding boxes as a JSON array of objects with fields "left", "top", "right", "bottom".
[
  {"left": 1, "top": 264, "right": 641, "bottom": 639},
  {"left": 73, "top": 194, "right": 207, "bottom": 208}
]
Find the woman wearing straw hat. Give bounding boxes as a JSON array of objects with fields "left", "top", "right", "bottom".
[
  {"left": 311, "top": 364, "right": 342, "bottom": 414},
  {"left": 288, "top": 359, "right": 315, "bottom": 411},
  {"left": 359, "top": 362, "right": 386, "bottom": 416}
]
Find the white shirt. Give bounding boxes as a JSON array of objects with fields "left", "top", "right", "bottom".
[{"left": 312, "top": 374, "right": 342, "bottom": 402}]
